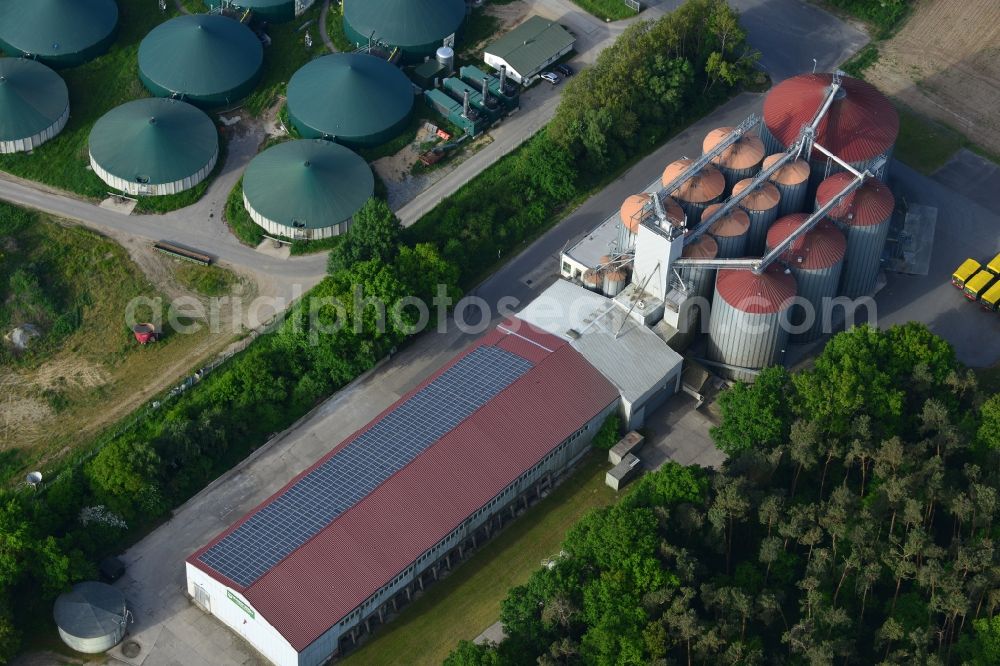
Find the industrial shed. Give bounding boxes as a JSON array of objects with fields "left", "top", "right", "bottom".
[
  {"left": 138, "top": 14, "right": 263, "bottom": 108},
  {"left": 187, "top": 321, "right": 619, "bottom": 666},
  {"left": 0, "top": 58, "right": 69, "bottom": 154},
  {"left": 0, "top": 0, "right": 118, "bottom": 68},
  {"left": 286, "top": 53, "right": 414, "bottom": 147},
  {"left": 517, "top": 280, "right": 684, "bottom": 429},
  {"left": 242, "top": 139, "right": 374, "bottom": 240},
  {"left": 89, "top": 98, "right": 219, "bottom": 196},
  {"left": 484, "top": 16, "right": 575, "bottom": 84},
  {"left": 343, "top": 0, "right": 466, "bottom": 61},
  {"left": 204, "top": 0, "right": 314, "bottom": 23}
]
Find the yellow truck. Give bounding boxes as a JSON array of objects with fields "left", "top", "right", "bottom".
[
  {"left": 964, "top": 269, "right": 997, "bottom": 301},
  {"left": 952, "top": 258, "right": 981, "bottom": 289},
  {"left": 988, "top": 252, "right": 1000, "bottom": 275},
  {"left": 982, "top": 281, "right": 1000, "bottom": 311}
]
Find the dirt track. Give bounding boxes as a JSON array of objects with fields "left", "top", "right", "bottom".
[{"left": 864, "top": 0, "right": 1000, "bottom": 155}]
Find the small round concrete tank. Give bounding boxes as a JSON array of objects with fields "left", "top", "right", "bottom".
[
  {"left": 815, "top": 173, "right": 894, "bottom": 298},
  {"left": 761, "top": 73, "right": 899, "bottom": 194},
  {"left": 732, "top": 178, "right": 781, "bottom": 256},
  {"left": 53, "top": 582, "right": 127, "bottom": 653},
  {"left": 582, "top": 268, "right": 602, "bottom": 291},
  {"left": 603, "top": 269, "right": 627, "bottom": 297},
  {"left": 678, "top": 234, "right": 718, "bottom": 301},
  {"left": 763, "top": 153, "right": 810, "bottom": 216},
  {"left": 766, "top": 215, "right": 846, "bottom": 343},
  {"left": 703, "top": 203, "right": 750, "bottom": 258},
  {"left": 662, "top": 158, "right": 725, "bottom": 227},
  {"left": 436, "top": 46, "right": 455, "bottom": 74},
  {"left": 707, "top": 263, "right": 797, "bottom": 382},
  {"left": 704, "top": 127, "right": 765, "bottom": 193}
]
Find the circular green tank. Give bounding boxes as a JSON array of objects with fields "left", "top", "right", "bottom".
[{"left": 0, "top": 0, "right": 119, "bottom": 68}]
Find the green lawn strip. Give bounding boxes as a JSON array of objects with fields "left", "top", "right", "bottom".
[
  {"left": 174, "top": 263, "right": 239, "bottom": 297},
  {"left": 325, "top": 4, "right": 355, "bottom": 52},
  {"left": 893, "top": 103, "right": 966, "bottom": 175},
  {"left": 568, "top": 0, "right": 637, "bottom": 22},
  {"left": 340, "top": 452, "right": 616, "bottom": 666}
]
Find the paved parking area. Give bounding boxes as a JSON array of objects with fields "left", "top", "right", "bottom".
[{"left": 640, "top": 393, "right": 726, "bottom": 470}]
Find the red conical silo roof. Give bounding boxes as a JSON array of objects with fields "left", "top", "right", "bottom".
[
  {"left": 682, "top": 234, "right": 718, "bottom": 259},
  {"left": 762, "top": 153, "right": 810, "bottom": 185},
  {"left": 716, "top": 262, "right": 797, "bottom": 314},
  {"left": 766, "top": 215, "right": 846, "bottom": 270},
  {"left": 704, "top": 203, "right": 750, "bottom": 238},
  {"left": 732, "top": 178, "right": 781, "bottom": 211},
  {"left": 816, "top": 173, "right": 895, "bottom": 227},
  {"left": 704, "top": 127, "right": 765, "bottom": 170},
  {"left": 763, "top": 73, "right": 898, "bottom": 163},
  {"left": 662, "top": 159, "right": 726, "bottom": 203}
]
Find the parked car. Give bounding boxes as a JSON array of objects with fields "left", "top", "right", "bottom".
[
  {"left": 540, "top": 71, "right": 561, "bottom": 85},
  {"left": 554, "top": 63, "right": 574, "bottom": 77}
]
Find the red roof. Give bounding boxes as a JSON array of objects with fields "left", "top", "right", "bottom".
[
  {"left": 763, "top": 73, "right": 899, "bottom": 163},
  {"left": 716, "top": 263, "right": 797, "bottom": 314},
  {"left": 187, "top": 320, "right": 619, "bottom": 652},
  {"left": 815, "top": 173, "right": 895, "bottom": 227},
  {"left": 766, "top": 215, "right": 846, "bottom": 270}
]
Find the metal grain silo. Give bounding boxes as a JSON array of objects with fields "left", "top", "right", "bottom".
[
  {"left": 53, "top": 582, "right": 128, "bottom": 653},
  {"left": 0, "top": 58, "right": 69, "bottom": 154},
  {"left": 765, "top": 215, "right": 846, "bottom": 343},
  {"left": 603, "top": 270, "right": 626, "bottom": 297},
  {"left": 707, "top": 263, "right": 797, "bottom": 382},
  {"left": 678, "top": 234, "right": 718, "bottom": 301},
  {"left": 662, "top": 159, "right": 725, "bottom": 227},
  {"left": 763, "top": 153, "right": 811, "bottom": 216},
  {"left": 761, "top": 73, "right": 898, "bottom": 194},
  {"left": 816, "top": 173, "right": 894, "bottom": 298},
  {"left": 703, "top": 203, "right": 750, "bottom": 258},
  {"left": 732, "top": 178, "right": 781, "bottom": 256},
  {"left": 582, "top": 269, "right": 602, "bottom": 291},
  {"left": 704, "top": 127, "right": 765, "bottom": 193}
]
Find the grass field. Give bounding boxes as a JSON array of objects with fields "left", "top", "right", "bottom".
[
  {"left": 892, "top": 104, "right": 967, "bottom": 175},
  {"left": 175, "top": 263, "right": 239, "bottom": 297},
  {"left": 568, "top": 0, "right": 637, "bottom": 22},
  {"left": 325, "top": 4, "right": 355, "bottom": 52},
  {"left": 243, "top": 5, "right": 324, "bottom": 115},
  {"left": 0, "top": 203, "right": 242, "bottom": 481},
  {"left": 340, "top": 452, "right": 616, "bottom": 666}
]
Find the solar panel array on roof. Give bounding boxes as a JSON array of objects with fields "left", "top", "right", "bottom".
[{"left": 198, "top": 345, "right": 533, "bottom": 587}]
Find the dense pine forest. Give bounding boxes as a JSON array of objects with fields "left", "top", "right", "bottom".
[{"left": 446, "top": 324, "right": 1000, "bottom": 665}]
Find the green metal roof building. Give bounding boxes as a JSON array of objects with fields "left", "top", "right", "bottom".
[
  {"left": 0, "top": 58, "right": 70, "bottom": 154},
  {"left": 204, "top": 0, "right": 313, "bottom": 23},
  {"left": 139, "top": 15, "right": 263, "bottom": 109},
  {"left": 89, "top": 98, "right": 219, "bottom": 196},
  {"left": 343, "top": 0, "right": 465, "bottom": 62},
  {"left": 0, "top": 0, "right": 119, "bottom": 68},
  {"left": 484, "top": 16, "right": 575, "bottom": 84},
  {"left": 287, "top": 53, "right": 414, "bottom": 148},
  {"left": 242, "top": 139, "right": 374, "bottom": 240}
]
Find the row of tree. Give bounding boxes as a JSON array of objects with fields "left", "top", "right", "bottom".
[{"left": 445, "top": 324, "right": 1000, "bottom": 665}]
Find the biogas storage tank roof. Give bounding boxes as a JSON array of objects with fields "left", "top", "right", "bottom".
[
  {"left": 816, "top": 173, "right": 895, "bottom": 226},
  {"left": 0, "top": 0, "right": 119, "bottom": 68},
  {"left": 766, "top": 215, "right": 846, "bottom": 270},
  {"left": 662, "top": 159, "right": 726, "bottom": 203},
  {"left": 716, "top": 262, "right": 797, "bottom": 314},
  {"left": 764, "top": 73, "right": 899, "bottom": 164},
  {"left": 204, "top": 0, "right": 299, "bottom": 23},
  {"left": 242, "top": 139, "right": 374, "bottom": 231},
  {"left": 287, "top": 53, "right": 414, "bottom": 147},
  {"left": 0, "top": 58, "right": 69, "bottom": 148},
  {"left": 89, "top": 98, "right": 218, "bottom": 187},
  {"left": 139, "top": 14, "right": 263, "bottom": 108},
  {"left": 344, "top": 0, "right": 465, "bottom": 58}
]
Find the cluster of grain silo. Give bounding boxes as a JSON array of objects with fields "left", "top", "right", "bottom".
[
  {"left": 204, "top": 0, "right": 312, "bottom": 23},
  {"left": 286, "top": 53, "right": 414, "bottom": 148},
  {"left": 89, "top": 98, "right": 219, "bottom": 196},
  {"left": 731, "top": 177, "right": 781, "bottom": 255},
  {"left": 343, "top": 0, "right": 466, "bottom": 62},
  {"left": 662, "top": 158, "right": 725, "bottom": 226},
  {"left": 815, "top": 172, "right": 895, "bottom": 298},
  {"left": 765, "top": 215, "right": 846, "bottom": 343},
  {"left": 0, "top": 0, "right": 119, "bottom": 68},
  {"left": 703, "top": 203, "right": 750, "bottom": 258},
  {"left": 763, "top": 153, "right": 810, "bottom": 216},
  {"left": 707, "top": 263, "right": 797, "bottom": 382},
  {"left": 703, "top": 127, "right": 765, "bottom": 193},
  {"left": 617, "top": 192, "right": 683, "bottom": 251},
  {"left": 138, "top": 14, "right": 263, "bottom": 108},
  {"left": 761, "top": 73, "right": 899, "bottom": 193},
  {"left": 0, "top": 58, "right": 70, "bottom": 154},
  {"left": 678, "top": 234, "right": 719, "bottom": 301},
  {"left": 241, "top": 139, "right": 374, "bottom": 240}
]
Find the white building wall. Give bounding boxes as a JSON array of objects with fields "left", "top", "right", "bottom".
[
  {"left": 632, "top": 223, "right": 684, "bottom": 301},
  {"left": 244, "top": 193, "right": 350, "bottom": 241},
  {"left": 185, "top": 562, "right": 300, "bottom": 666},
  {"left": 484, "top": 42, "right": 573, "bottom": 85},
  {"left": 90, "top": 148, "right": 217, "bottom": 196},
  {"left": 0, "top": 105, "right": 69, "bottom": 154},
  {"left": 560, "top": 252, "right": 589, "bottom": 280}
]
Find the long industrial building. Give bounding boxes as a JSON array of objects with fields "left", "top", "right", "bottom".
[{"left": 187, "top": 322, "right": 620, "bottom": 666}]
